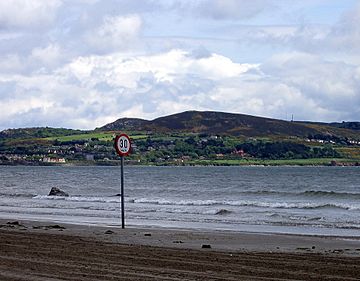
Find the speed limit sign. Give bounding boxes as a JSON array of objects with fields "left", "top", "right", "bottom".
[
  {"left": 114, "top": 134, "right": 131, "bottom": 156},
  {"left": 114, "top": 133, "right": 131, "bottom": 229}
]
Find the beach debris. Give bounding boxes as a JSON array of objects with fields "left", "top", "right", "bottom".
[
  {"left": 48, "top": 187, "right": 69, "bottom": 197},
  {"left": 215, "top": 209, "right": 232, "bottom": 215},
  {"left": 33, "top": 225, "right": 66, "bottom": 230},
  {"left": 202, "top": 244, "right": 212, "bottom": 249},
  {"left": 332, "top": 249, "right": 344, "bottom": 254},
  {"left": 144, "top": 233, "right": 152, "bottom": 237},
  {"left": 2, "top": 221, "right": 27, "bottom": 229},
  {"left": 105, "top": 230, "right": 114, "bottom": 235},
  {"left": 48, "top": 225, "right": 66, "bottom": 230},
  {"left": 296, "top": 247, "right": 311, "bottom": 251}
]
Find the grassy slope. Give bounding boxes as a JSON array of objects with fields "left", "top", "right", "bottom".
[{"left": 188, "top": 158, "right": 356, "bottom": 166}]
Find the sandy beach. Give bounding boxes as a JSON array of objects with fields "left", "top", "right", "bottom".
[{"left": 0, "top": 220, "right": 359, "bottom": 280}]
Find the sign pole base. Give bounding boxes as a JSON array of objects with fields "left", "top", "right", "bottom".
[{"left": 121, "top": 156, "right": 125, "bottom": 229}]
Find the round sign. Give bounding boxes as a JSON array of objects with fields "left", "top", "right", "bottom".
[{"left": 114, "top": 134, "right": 131, "bottom": 156}]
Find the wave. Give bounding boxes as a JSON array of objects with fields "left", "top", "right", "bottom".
[
  {"left": 128, "top": 198, "right": 360, "bottom": 211},
  {"left": 33, "top": 195, "right": 120, "bottom": 204},
  {"left": 215, "top": 209, "right": 232, "bottom": 215},
  {"left": 302, "top": 190, "right": 360, "bottom": 199},
  {"left": 0, "top": 193, "right": 37, "bottom": 198},
  {"left": 237, "top": 190, "right": 360, "bottom": 199},
  {"left": 147, "top": 208, "right": 233, "bottom": 216},
  {"left": 33, "top": 195, "right": 360, "bottom": 211}
]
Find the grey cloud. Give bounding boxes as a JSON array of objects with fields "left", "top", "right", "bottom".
[
  {"left": 261, "top": 52, "right": 360, "bottom": 121},
  {"left": 327, "top": 4, "right": 360, "bottom": 53},
  {"left": 187, "top": 46, "right": 212, "bottom": 59},
  {"left": 239, "top": 4, "right": 360, "bottom": 57},
  {"left": 196, "top": 0, "right": 271, "bottom": 20}
]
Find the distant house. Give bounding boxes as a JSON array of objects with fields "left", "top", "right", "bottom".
[
  {"left": 233, "top": 149, "right": 245, "bottom": 157},
  {"left": 42, "top": 157, "right": 66, "bottom": 163},
  {"left": 85, "top": 154, "right": 95, "bottom": 161}
]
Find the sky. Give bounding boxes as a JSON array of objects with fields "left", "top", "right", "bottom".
[{"left": 1, "top": 0, "right": 360, "bottom": 130}]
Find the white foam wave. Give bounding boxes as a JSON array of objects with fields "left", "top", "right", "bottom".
[
  {"left": 33, "top": 195, "right": 120, "bottom": 204},
  {"left": 131, "top": 198, "right": 360, "bottom": 210},
  {"left": 33, "top": 195, "right": 360, "bottom": 211}
]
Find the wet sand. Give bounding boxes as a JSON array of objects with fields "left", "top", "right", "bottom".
[{"left": 0, "top": 220, "right": 360, "bottom": 280}]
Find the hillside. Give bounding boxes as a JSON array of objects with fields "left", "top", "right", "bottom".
[
  {"left": 1, "top": 110, "right": 360, "bottom": 166},
  {"left": 0, "top": 127, "right": 86, "bottom": 140},
  {"left": 2, "top": 111, "right": 360, "bottom": 141},
  {"left": 99, "top": 110, "right": 360, "bottom": 139}
]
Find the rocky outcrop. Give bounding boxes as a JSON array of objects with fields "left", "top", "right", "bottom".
[{"left": 48, "top": 187, "right": 69, "bottom": 197}]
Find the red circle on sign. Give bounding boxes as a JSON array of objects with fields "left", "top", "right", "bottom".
[{"left": 114, "top": 134, "right": 132, "bottom": 156}]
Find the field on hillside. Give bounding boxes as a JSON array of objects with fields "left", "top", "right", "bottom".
[{"left": 45, "top": 132, "right": 148, "bottom": 142}]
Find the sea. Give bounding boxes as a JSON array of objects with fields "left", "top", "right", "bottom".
[{"left": 1, "top": 165, "right": 360, "bottom": 236}]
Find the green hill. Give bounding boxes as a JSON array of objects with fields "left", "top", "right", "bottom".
[
  {"left": 99, "top": 110, "right": 360, "bottom": 139},
  {"left": 0, "top": 127, "right": 86, "bottom": 140}
]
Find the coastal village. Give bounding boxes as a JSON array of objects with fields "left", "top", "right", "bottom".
[{"left": 1, "top": 130, "right": 359, "bottom": 166}]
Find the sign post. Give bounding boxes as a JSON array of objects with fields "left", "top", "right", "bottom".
[{"left": 114, "top": 134, "right": 131, "bottom": 229}]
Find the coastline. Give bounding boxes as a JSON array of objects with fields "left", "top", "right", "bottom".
[
  {"left": 1, "top": 219, "right": 360, "bottom": 280},
  {"left": 1, "top": 157, "right": 360, "bottom": 167}
]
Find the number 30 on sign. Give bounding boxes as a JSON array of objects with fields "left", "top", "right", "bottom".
[{"left": 114, "top": 134, "right": 131, "bottom": 156}]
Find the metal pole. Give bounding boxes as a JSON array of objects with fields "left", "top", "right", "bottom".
[{"left": 120, "top": 156, "right": 125, "bottom": 229}]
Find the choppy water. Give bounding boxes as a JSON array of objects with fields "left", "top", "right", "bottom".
[{"left": 1, "top": 166, "right": 360, "bottom": 236}]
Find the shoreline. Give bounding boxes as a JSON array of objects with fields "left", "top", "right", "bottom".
[
  {"left": 1, "top": 218, "right": 360, "bottom": 255},
  {"left": 2, "top": 213, "right": 360, "bottom": 238},
  {"left": 2, "top": 161, "right": 360, "bottom": 167},
  {"left": 1, "top": 219, "right": 360, "bottom": 280}
]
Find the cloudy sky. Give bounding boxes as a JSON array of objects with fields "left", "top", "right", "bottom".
[{"left": 1, "top": 0, "right": 360, "bottom": 130}]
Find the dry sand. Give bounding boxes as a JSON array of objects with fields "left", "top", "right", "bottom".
[{"left": 0, "top": 219, "right": 360, "bottom": 280}]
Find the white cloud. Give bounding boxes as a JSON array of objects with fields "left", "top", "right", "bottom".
[
  {"left": 85, "top": 14, "right": 142, "bottom": 53},
  {"left": 31, "top": 44, "right": 63, "bottom": 68},
  {"left": 0, "top": 0, "right": 62, "bottom": 28},
  {"left": 0, "top": 50, "right": 258, "bottom": 129},
  {"left": 1, "top": 1, "right": 360, "bottom": 130},
  {"left": 4, "top": 47, "right": 360, "bottom": 130},
  {"left": 0, "top": 54, "right": 23, "bottom": 73}
]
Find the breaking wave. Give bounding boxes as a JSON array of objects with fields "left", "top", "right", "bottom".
[
  {"left": 238, "top": 190, "right": 360, "bottom": 199},
  {"left": 33, "top": 195, "right": 360, "bottom": 211},
  {"left": 130, "top": 198, "right": 360, "bottom": 210}
]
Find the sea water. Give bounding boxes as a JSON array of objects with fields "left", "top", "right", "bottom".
[{"left": 1, "top": 165, "right": 360, "bottom": 236}]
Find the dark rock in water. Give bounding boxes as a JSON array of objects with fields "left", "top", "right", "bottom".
[
  {"left": 202, "top": 244, "right": 212, "bottom": 249},
  {"left": 49, "top": 187, "right": 69, "bottom": 197},
  {"left": 144, "top": 233, "right": 152, "bottom": 237},
  {"left": 105, "top": 230, "right": 114, "bottom": 235},
  {"left": 7, "top": 221, "right": 20, "bottom": 226},
  {"left": 215, "top": 209, "right": 232, "bottom": 215}
]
